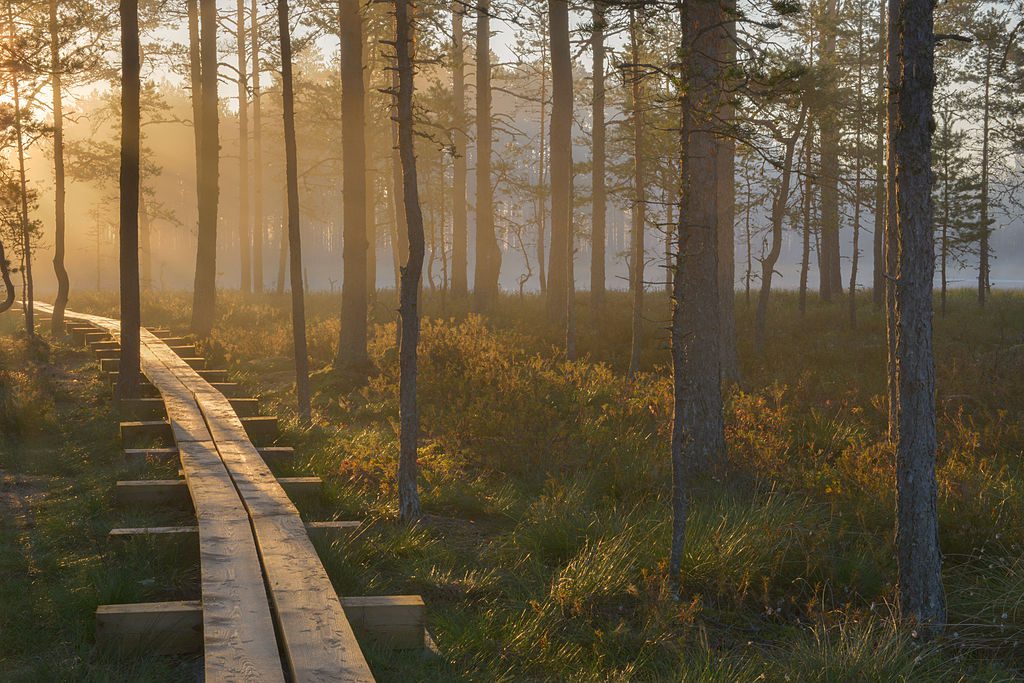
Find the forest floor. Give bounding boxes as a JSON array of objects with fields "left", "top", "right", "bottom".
[{"left": 1, "top": 289, "right": 1023, "bottom": 681}]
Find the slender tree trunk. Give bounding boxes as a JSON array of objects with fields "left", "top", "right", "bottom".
[
  {"left": 49, "top": 0, "right": 69, "bottom": 334},
  {"left": 251, "top": 0, "right": 264, "bottom": 292},
  {"left": 547, "top": 0, "right": 571, "bottom": 327},
  {"left": 891, "top": 0, "right": 945, "bottom": 630},
  {"left": 590, "top": 0, "right": 606, "bottom": 313},
  {"left": 390, "top": 44, "right": 408, "bottom": 292},
  {"left": 627, "top": 8, "right": 645, "bottom": 378},
  {"left": 978, "top": 52, "right": 991, "bottom": 309},
  {"left": 187, "top": 0, "right": 202, "bottom": 190},
  {"left": 117, "top": 0, "right": 142, "bottom": 399},
  {"left": 139, "top": 191, "right": 152, "bottom": 289},
  {"left": 237, "top": 0, "right": 251, "bottom": 293},
  {"left": 363, "top": 14, "right": 376, "bottom": 300},
  {"left": 818, "top": 0, "right": 842, "bottom": 301},
  {"left": 451, "top": 6, "right": 468, "bottom": 296},
  {"left": 9, "top": 3, "right": 33, "bottom": 338},
  {"left": 744, "top": 174, "right": 754, "bottom": 306},
  {"left": 277, "top": 0, "right": 311, "bottom": 422},
  {"left": 191, "top": 0, "right": 219, "bottom": 337},
  {"left": 336, "top": 0, "right": 370, "bottom": 375},
  {"left": 755, "top": 111, "right": 805, "bottom": 352},
  {"left": 799, "top": 123, "right": 815, "bottom": 316},
  {"left": 474, "top": 0, "right": 501, "bottom": 309},
  {"left": 885, "top": 0, "right": 899, "bottom": 441},
  {"left": 0, "top": 239, "right": 15, "bottom": 313},
  {"left": 276, "top": 194, "right": 287, "bottom": 294},
  {"left": 872, "top": 0, "right": 885, "bottom": 307},
  {"left": 940, "top": 117, "right": 950, "bottom": 317},
  {"left": 537, "top": 27, "right": 548, "bottom": 294},
  {"left": 395, "top": 0, "right": 423, "bottom": 522},
  {"left": 717, "top": 0, "right": 739, "bottom": 381},
  {"left": 671, "top": 0, "right": 726, "bottom": 583},
  {"left": 850, "top": 24, "right": 864, "bottom": 329}
]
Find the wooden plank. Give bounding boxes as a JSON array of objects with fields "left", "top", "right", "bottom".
[
  {"left": 119, "top": 420, "right": 173, "bottom": 447},
  {"left": 250, "top": 514, "right": 374, "bottom": 681},
  {"left": 342, "top": 596, "right": 426, "bottom": 650},
  {"left": 96, "top": 601, "right": 203, "bottom": 655},
  {"left": 118, "top": 398, "right": 167, "bottom": 420},
  {"left": 110, "top": 521, "right": 360, "bottom": 541},
  {"left": 198, "top": 369, "right": 228, "bottom": 383}
]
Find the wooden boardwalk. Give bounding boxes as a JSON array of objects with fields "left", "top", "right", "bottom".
[{"left": 35, "top": 305, "right": 425, "bottom": 682}]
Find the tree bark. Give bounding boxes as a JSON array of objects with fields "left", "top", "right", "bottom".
[
  {"left": 799, "top": 122, "right": 815, "bottom": 316},
  {"left": 117, "top": 0, "right": 142, "bottom": 400},
  {"left": 251, "top": 0, "right": 264, "bottom": 292},
  {"left": 395, "top": 0, "right": 423, "bottom": 522},
  {"left": 818, "top": 0, "right": 842, "bottom": 301},
  {"left": 872, "top": 0, "right": 885, "bottom": 307},
  {"left": 627, "top": 7, "right": 644, "bottom": 378},
  {"left": 885, "top": 0, "right": 899, "bottom": 441},
  {"left": 9, "top": 1, "right": 34, "bottom": 338},
  {"left": 590, "top": 0, "right": 606, "bottom": 314},
  {"left": 277, "top": 0, "right": 311, "bottom": 422},
  {"left": 717, "top": 0, "right": 739, "bottom": 381},
  {"left": 49, "top": 0, "right": 69, "bottom": 334},
  {"left": 474, "top": 0, "right": 501, "bottom": 310},
  {"left": 336, "top": 0, "right": 370, "bottom": 375},
  {"left": 237, "top": 0, "right": 251, "bottom": 293},
  {"left": 978, "top": 50, "right": 991, "bottom": 308},
  {"left": 671, "top": 0, "right": 726, "bottom": 582},
  {"left": 191, "top": 0, "right": 219, "bottom": 337},
  {"left": 451, "top": 6, "right": 468, "bottom": 297},
  {"left": 891, "top": 0, "right": 946, "bottom": 630},
  {"left": 547, "top": 0, "right": 571, "bottom": 327}
]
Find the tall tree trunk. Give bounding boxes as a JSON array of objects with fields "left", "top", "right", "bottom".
[
  {"left": 451, "top": 6, "right": 468, "bottom": 297},
  {"left": 671, "top": 0, "right": 726, "bottom": 583},
  {"left": 277, "top": 0, "right": 311, "bottom": 422},
  {"left": 818, "top": 0, "right": 842, "bottom": 301},
  {"left": 872, "top": 0, "right": 885, "bottom": 307},
  {"left": 251, "top": 0, "right": 264, "bottom": 292},
  {"left": 363, "top": 14, "right": 376, "bottom": 300},
  {"left": 187, "top": 0, "right": 202, "bottom": 189},
  {"left": 390, "top": 46, "right": 408, "bottom": 292},
  {"left": 474, "top": 0, "right": 501, "bottom": 309},
  {"left": 627, "top": 8, "right": 645, "bottom": 378},
  {"left": 978, "top": 50, "right": 991, "bottom": 308},
  {"left": 395, "top": 0, "right": 423, "bottom": 522},
  {"left": 49, "top": 0, "right": 69, "bottom": 334},
  {"left": 237, "top": 0, "right": 251, "bottom": 293},
  {"left": 590, "top": 0, "right": 606, "bottom": 313},
  {"left": 276, "top": 203, "right": 287, "bottom": 294},
  {"left": 717, "top": 0, "right": 739, "bottom": 381},
  {"left": 117, "top": 0, "right": 142, "bottom": 399},
  {"left": 9, "top": 3, "right": 33, "bottom": 338},
  {"left": 140, "top": 191, "right": 152, "bottom": 289},
  {"left": 891, "top": 0, "right": 945, "bottom": 630},
  {"left": 336, "top": 0, "right": 370, "bottom": 375},
  {"left": 850, "top": 22, "right": 865, "bottom": 329},
  {"left": 537, "top": 25, "right": 548, "bottom": 294},
  {"left": 885, "top": 0, "right": 899, "bottom": 441},
  {"left": 547, "top": 0, "right": 571, "bottom": 327},
  {"left": 0, "top": 239, "right": 15, "bottom": 313},
  {"left": 191, "top": 0, "right": 219, "bottom": 337},
  {"left": 755, "top": 111, "right": 805, "bottom": 352},
  {"left": 799, "top": 122, "right": 815, "bottom": 316}
]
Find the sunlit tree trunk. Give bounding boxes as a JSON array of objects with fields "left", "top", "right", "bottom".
[
  {"left": 451, "top": 6, "right": 468, "bottom": 297},
  {"left": 237, "top": 0, "right": 251, "bottom": 293},
  {"left": 627, "top": 7, "right": 644, "bottom": 378},
  {"left": 547, "top": 0, "right": 571, "bottom": 328},
  {"left": 251, "top": 0, "right": 264, "bottom": 292},
  {"left": 277, "top": 0, "right": 311, "bottom": 422},
  {"left": 117, "top": 0, "right": 142, "bottom": 399},
  {"left": 8, "top": 2, "right": 34, "bottom": 338},
  {"left": 395, "top": 0, "right": 423, "bottom": 522},
  {"left": 191, "top": 0, "right": 219, "bottom": 337},
  {"left": 49, "top": 0, "right": 69, "bottom": 334},
  {"left": 336, "top": 0, "right": 370, "bottom": 376},
  {"left": 474, "top": 0, "right": 501, "bottom": 310},
  {"left": 590, "top": 0, "right": 606, "bottom": 314},
  {"left": 891, "top": 0, "right": 945, "bottom": 630}
]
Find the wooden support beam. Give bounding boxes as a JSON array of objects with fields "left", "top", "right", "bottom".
[
  {"left": 343, "top": 596, "right": 426, "bottom": 650},
  {"left": 242, "top": 416, "right": 279, "bottom": 443},
  {"left": 198, "top": 369, "right": 228, "bottom": 382},
  {"left": 115, "top": 476, "right": 321, "bottom": 507},
  {"left": 209, "top": 382, "right": 242, "bottom": 397},
  {"left": 96, "top": 596, "right": 423, "bottom": 656},
  {"left": 109, "top": 521, "right": 360, "bottom": 541},
  {"left": 123, "top": 445, "right": 294, "bottom": 465},
  {"left": 104, "top": 357, "right": 207, "bottom": 373},
  {"left": 120, "top": 420, "right": 173, "bottom": 447},
  {"left": 119, "top": 397, "right": 258, "bottom": 421},
  {"left": 95, "top": 601, "right": 203, "bottom": 655}
]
